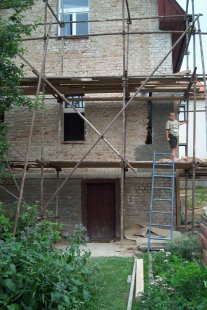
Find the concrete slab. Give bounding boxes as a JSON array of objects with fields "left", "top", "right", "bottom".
[{"left": 55, "top": 240, "right": 136, "bottom": 257}]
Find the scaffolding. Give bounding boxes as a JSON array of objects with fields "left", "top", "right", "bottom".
[{"left": 1, "top": 0, "right": 207, "bottom": 238}]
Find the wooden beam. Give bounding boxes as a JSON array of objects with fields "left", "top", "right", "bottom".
[
  {"left": 135, "top": 259, "right": 144, "bottom": 298},
  {"left": 7, "top": 160, "right": 203, "bottom": 170},
  {"left": 127, "top": 259, "right": 136, "bottom": 310}
]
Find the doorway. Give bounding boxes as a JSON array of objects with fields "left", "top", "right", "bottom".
[{"left": 82, "top": 180, "right": 120, "bottom": 240}]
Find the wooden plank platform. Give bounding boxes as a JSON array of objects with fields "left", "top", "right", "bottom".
[
  {"left": 8, "top": 159, "right": 207, "bottom": 170},
  {"left": 19, "top": 75, "right": 205, "bottom": 97}
]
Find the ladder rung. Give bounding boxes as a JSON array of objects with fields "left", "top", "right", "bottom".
[
  {"left": 154, "top": 198, "right": 172, "bottom": 201},
  {"left": 154, "top": 187, "right": 173, "bottom": 190},
  {"left": 154, "top": 152, "right": 172, "bottom": 155},
  {"left": 148, "top": 151, "right": 175, "bottom": 250},
  {"left": 151, "top": 224, "right": 171, "bottom": 228},
  {"left": 151, "top": 211, "right": 172, "bottom": 214},
  {"left": 149, "top": 236, "right": 170, "bottom": 241},
  {"left": 154, "top": 175, "right": 173, "bottom": 178},
  {"left": 154, "top": 163, "right": 173, "bottom": 166}
]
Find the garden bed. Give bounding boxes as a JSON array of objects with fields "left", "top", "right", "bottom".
[{"left": 136, "top": 234, "right": 207, "bottom": 310}]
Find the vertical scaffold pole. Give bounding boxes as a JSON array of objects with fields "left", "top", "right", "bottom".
[
  {"left": 121, "top": 0, "right": 126, "bottom": 244},
  {"left": 197, "top": 18, "right": 207, "bottom": 155},
  {"left": 191, "top": 0, "right": 196, "bottom": 234}
]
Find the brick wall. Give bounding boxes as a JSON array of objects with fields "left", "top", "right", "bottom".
[
  {"left": 4, "top": 0, "right": 174, "bottom": 162},
  {"left": 6, "top": 100, "right": 149, "bottom": 162},
  {"left": 0, "top": 178, "right": 82, "bottom": 233},
  {"left": 200, "top": 222, "right": 207, "bottom": 266},
  {"left": 125, "top": 177, "right": 174, "bottom": 227},
  {"left": 1, "top": 0, "right": 176, "bottom": 236},
  {"left": 0, "top": 176, "right": 173, "bottom": 234},
  {"left": 13, "top": 0, "right": 172, "bottom": 77}
]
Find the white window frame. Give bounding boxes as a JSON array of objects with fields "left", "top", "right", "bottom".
[
  {"left": 178, "top": 104, "right": 186, "bottom": 121},
  {"left": 63, "top": 95, "right": 85, "bottom": 113},
  {"left": 58, "top": 0, "right": 89, "bottom": 36}
]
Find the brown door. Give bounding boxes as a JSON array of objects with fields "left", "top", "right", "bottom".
[{"left": 85, "top": 183, "right": 116, "bottom": 240}]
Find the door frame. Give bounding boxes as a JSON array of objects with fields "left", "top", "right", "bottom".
[{"left": 81, "top": 179, "right": 120, "bottom": 239}]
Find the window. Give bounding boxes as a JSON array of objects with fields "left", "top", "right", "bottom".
[
  {"left": 59, "top": 0, "right": 89, "bottom": 36},
  {"left": 145, "top": 96, "right": 152, "bottom": 144},
  {"left": 64, "top": 113, "right": 85, "bottom": 141},
  {"left": 178, "top": 105, "right": 186, "bottom": 121},
  {"left": 63, "top": 95, "right": 85, "bottom": 141},
  {"left": 0, "top": 112, "right": 4, "bottom": 122},
  {"left": 65, "top": 95, "right": 85, "bottom": 110},
  {"left": 179, "top": 144, "right": 187, "bottom": 157}
]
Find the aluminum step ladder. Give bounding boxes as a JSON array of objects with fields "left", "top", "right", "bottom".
[{"left": 147, "top": 151, "right": 175, "bottom": 251}]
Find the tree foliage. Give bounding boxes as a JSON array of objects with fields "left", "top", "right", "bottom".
[
  {"left": 0, "top": 0, "right": 42, "bottom": 178},
  {"left": 0, "top": 0, "right": 37, "bottom": 112}
]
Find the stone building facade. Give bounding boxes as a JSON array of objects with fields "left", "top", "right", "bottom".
[{"left": 1, "top": 0, "right": 185, "bottom": 239}]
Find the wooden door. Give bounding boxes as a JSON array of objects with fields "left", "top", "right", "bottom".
[{"left": 85, "top": 183, "right": 116, "bottom": 240}]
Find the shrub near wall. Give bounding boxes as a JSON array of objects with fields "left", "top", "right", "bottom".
[{"left": 0, "top": 204, "right": 96, "bottom": 310}]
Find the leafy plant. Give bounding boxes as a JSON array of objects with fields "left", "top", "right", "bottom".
[
  {"left": 169, "top": 262, "right": 207, "bottom": 300},
  {"left": 165, "top": 233, "right": 201, "bottom": 260},
  {"left": 0, "top": 223, "right": 95, "bottom": 310},
  {"left": 136, "top": 250, "right": 207, "bottom": 310}
]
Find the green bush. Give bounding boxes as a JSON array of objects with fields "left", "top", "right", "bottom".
[
  {"left": 0, "top": 203, "right": 62, "bottom": 244},
  {"left": 0, "top": 202, "right": 13, "bottom": 240},
  {"left": 165, "top": 233, "right": 201, "bottom": 260},
  {"left": 137, "top": 251, "right": 207, "bottom": 310},
  {"left": 170, "top": 261, "right": 207, "bottom": 296},
  {"left": 0, "top": 225, "right": 95, "bottom": 310},
  {"left": 0, "top": 203, "right": 95, "bottom": 309}
]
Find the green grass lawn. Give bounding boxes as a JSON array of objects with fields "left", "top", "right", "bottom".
[
  {"left": 88, "top": 257, "right": 135, "bottom": 310},
  {"left": 180, "top": 186, "right": 207, "bottom": 208}
]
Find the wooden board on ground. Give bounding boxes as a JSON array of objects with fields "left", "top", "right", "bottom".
[{"left": 135, "top": 259, "right": 144, "bottom": 298}]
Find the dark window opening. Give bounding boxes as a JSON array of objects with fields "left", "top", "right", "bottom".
[
  {"left": 64, "top": 113, "right": 85, "bottom": 141},
  {"left": 0, "top": 112, "right": 4, "bottom": 123},
  {"left": 145, "top": 94, "right": 152, "bottom": 144}
]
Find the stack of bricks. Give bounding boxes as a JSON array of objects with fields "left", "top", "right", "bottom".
[{"left": 200, "top": 220, "right": 207, "bottom": 266}]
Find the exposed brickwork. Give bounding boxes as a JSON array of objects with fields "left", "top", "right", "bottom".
[
  {"left": 125, "top": 177, "right": 175, "bottom": 227},
  {"left": 14, "top": 0, "right": 172, "bottom": 77},
  {"left": 1, "top": 0, "right": 176, "bottom": 237},
  {"left": 0, "top": 178, "right": 81, "bottom": 233},
  {"left": 0, "top": 176, "right": 175, "bottom": 234},
  {"left": 6, "top": 100, "right": 149, "bottom": 162}
]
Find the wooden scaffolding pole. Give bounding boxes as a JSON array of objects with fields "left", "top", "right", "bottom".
[
  {"left": 197, "top": 18, "right": 207, "bottom": 155},
  {"left": 191, "top": 0, "right": 196, "bottom": 234},
  {"left": 24, "top": 14, "right": 192, "bottom": 28},
  {"left": 7, "top": 164, "right": 26, "bottom": 203},
  {"left": 120, "top": 0, "right": 128, "bottom": 243},
  {"left": 13, "top": 21, "right": 52, "bottom": 234},
  {"left": 40, "top": 0, "right": 48, "bottom": 212},
  {"left": 184, "top": 171, "right": 189, "bottom": 230},
  {"left": 21, "top": 29, "right": 207, "bottom": 41},
  {"left": 56, "top": 170, "right": 60, "bottom": 223}
]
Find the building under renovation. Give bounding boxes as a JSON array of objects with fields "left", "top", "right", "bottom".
[{"left": 0, "top": 0, "right": 206, "bottom": 241}]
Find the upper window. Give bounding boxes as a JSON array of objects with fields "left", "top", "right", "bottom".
[
  {"left": 63, "top": 95, "right": 85, "bottom": 142},
  {"left": 59, "top": 0, "right": 89, "bottom": 36},
  {"left": 178, "top": 105, "right": 186, "bottom": 122},
  {"left": 65, "top": 95, "right": 85, "bottom": 110}
]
